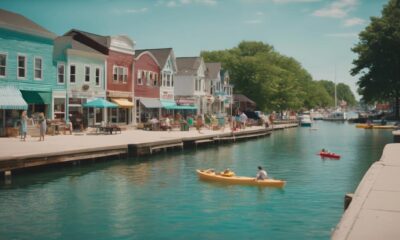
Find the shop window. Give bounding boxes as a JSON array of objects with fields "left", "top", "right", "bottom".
[
  {"left": 118, "top": 108, "right": 126, "bottom": 123},
  {"left": 54, "top": 98, "right": 65, "bottom": 120}
]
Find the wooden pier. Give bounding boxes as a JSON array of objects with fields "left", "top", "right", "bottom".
[{"left": 0, "top": 124, "right": 297, "bottom": 175}]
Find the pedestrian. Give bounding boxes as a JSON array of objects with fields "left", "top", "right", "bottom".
[
  {"left": 196, "top": 115, "right": 203, "bottom": 134},
  {"left": 38, "top": 112, "right": 47, "bottom": 141},
  {"left": 20, "top": 110, "right": 28, "bottom": 141}
]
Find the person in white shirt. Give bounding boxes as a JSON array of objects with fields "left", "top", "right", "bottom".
[
  {"left": 256, "top": 166, "right": 268, "bottom": 180},
  {"left": 240, "top": 112, "right": 248, "bottom": 129}
]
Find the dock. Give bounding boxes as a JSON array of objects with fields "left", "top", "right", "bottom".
[
  {"left": 0, "top": 123, "right": 297, "bottom": 175},
  {"left": 332, "top": 143, "right": 400, "bottom": 240}
]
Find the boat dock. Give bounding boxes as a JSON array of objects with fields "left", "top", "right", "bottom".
[
  {"left": 0, "top": 123, "right": 297, "bottom": 175},
  {"left": 332, "top": 143, "right": 400, "bottom": 240}
]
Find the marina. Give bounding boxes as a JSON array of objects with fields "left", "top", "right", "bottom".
[{"left": 0, "top": 121, "right": 393, "bottom": 239}]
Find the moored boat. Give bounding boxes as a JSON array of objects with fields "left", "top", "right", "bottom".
[
  {"left": 300, "top": 115, "right": 312, "bottom": 127},
  {"left": 196, "top": 169, "right": 286, "bottom": 187}
]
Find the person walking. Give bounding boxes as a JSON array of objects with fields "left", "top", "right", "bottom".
[
  {"left": 20, "top": 110, "right": 28, "bottom": 141},
  {"left": 196, "top": 115, "right": 203, "bottom": 134},
  {"left": 38, "top": 112, "right": 47, "bottom": 141}
]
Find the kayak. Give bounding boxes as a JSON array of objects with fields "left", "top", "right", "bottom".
[
  {"left": 356, "top": 124, "right": 395, "bottom": 129},
  {"left": 319, "top": 152, "right": 341, "bottom": 159},
  {"left": 196, "top": 169, "right": 286, "bottom": 187}
]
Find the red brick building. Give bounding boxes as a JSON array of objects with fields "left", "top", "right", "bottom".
[{"left": 134, "top": 51, "right": 161, "bottom": 123}]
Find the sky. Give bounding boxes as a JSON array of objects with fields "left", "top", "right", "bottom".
[{"left": 0, "top": 0, "right": 388, "bottom": 99}]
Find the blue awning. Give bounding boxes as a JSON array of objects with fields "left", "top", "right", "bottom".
[
  {"left": 0, "top": 86, "right": 28, "bottom": 110},
  {"left": 165, "top": 105, "right": 197, "bottom": 110},
  {"left": 160, "top": 99, "right": 177, "bottom": 108},
  {"left": 83, "top": 98, "right": 118, "bottom": 108}
]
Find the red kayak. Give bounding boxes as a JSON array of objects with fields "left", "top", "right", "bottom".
[{"left": 319, "top": 152, "right": 341, "bottom": 159}]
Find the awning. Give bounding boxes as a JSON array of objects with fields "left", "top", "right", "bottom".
[
  {"left": 140, "top": 98, "right": 162, "bottom": 108},
  {"left": 111, "top": 98, "right": 134, "bottom": 108},
  {"left": 165, "top": 105, "right": 197, "bottom": 110},
  {"left": 83, "top": 98, "right": 118, "bottom": 108},
  {"left": 21, "top": 90, "right": 51, "bottom": 104},
  {"left": 160, "top": 99, "right": 177, "bottom": 108},
  {"left": 0, "top": 86, "right": 28, "bottom": 110}
]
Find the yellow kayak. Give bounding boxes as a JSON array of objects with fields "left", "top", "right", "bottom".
[
  {"left": 356, "top": 124, "right": 395, "bottom": 129},
  {"left": 196, "top": 169, "right": 286, "bottom": 187}
]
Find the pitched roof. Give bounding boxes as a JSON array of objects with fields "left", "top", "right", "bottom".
[
  {"left": 233, "top": 94, "right": 256, "bottom": 105},
  {"left": 0, "top": 8, "right": 56, "bottom": 39},
  {"left": 55, "top": 36, "right": 105, "bottom": 56},
  {"left": 65, "top": 29, "right": 110, "bottom": 48},
  {"left": 135, "top": 48, "right": 173, "bottom": 68},
  {"left": 205, "top": 62, "right": 221, "bottom": 80},
  {"left": 176, "top": 57, "right": 201, "bottom": 75}
]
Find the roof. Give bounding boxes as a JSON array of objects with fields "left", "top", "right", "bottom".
[
  {"left": 205, "top": 62, "right": 221, "bottom": 79},
  {"left": 176, "top": 57, "right": 201, "bottom": 75},
  {"left": 0, "top": 8, "right": 56, "bottom": 39},
  {"left": 55, "top": 36, "right": 106, "bottom": 56},
  {"left": 135, "top": 48, "right": 173, "bottom": 68},
  {"left": 233, "top": 94, "right": 256, "bottom": 105},
  {"left": 65, "top": 29, "right": 110, "bottom": 48}
]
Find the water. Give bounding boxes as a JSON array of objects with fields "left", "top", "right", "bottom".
[{"left": 0, "top": 122, "right": 393, "bottom": 240}]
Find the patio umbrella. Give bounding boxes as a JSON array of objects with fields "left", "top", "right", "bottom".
[{"left": 83, "top": 98, "right": 118, "bottom": 108}]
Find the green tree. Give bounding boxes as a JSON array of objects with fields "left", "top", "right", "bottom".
[{"left": 351, "top": 0, "right": 400, "bottom": 118}]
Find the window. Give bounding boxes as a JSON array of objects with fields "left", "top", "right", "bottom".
[
  {"left": 113, "top": 66, "right": 118, "bottom": 81},
  {"left": 85, "top": 66, "right": 90, "bottom": 82},
  {"left": 95, "top": 68, "right": 100, "bottom": 86},
  {"left": 70, "top": 64, "right": 76, "bottom": 83},
  {"left": 34, "top": 57, "right": 42, "bottom": 80},
  {"left": 162, "top": 73, "right": 166, "bottom": 87},
  {"left": 0, "top": 53, "right": 6, "bottom": 77},
  {"left": 146, "top": 71, "right": 151, "bottom": 86},
  {"left": 118, "top": 67, "right": 123, "bottom": 83},
  {"left": 57, "top": 63, "right": 65, "bottom": 84},
  {"left": 153, "top": 73, "right": 158, "bottom": 86},
  {"left": 17, "top": 55, "right": 26, "bottom": 79},
  {"left": 137, "top": 70, "right": 142, "bottom": 85},
  {"left": 171, "top": 75, "right": 174, "bottom": 87},
  {"left": 123, "top": 68, "right": 128, "bottom": 83},
  {"left": 166, "top": 74, "right": 170, "bottom": 87}
]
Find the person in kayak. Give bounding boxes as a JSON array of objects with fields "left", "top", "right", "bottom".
[{"left": 256, "top": 166, "right": 268, "bottom": 180}]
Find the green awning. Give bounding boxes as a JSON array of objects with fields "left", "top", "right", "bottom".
[
  {"left": 0, "top": 86, "right": 28, "bottom": 110},
  {"left": 21, "top": 91, "right": 51, "bottom": 104}
]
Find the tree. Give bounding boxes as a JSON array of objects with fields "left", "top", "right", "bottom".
[{"left": 351, "top": 0, "right": 400, "bottom": 118}]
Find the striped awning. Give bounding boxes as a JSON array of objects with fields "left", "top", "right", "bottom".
[
  {"left": 111, "top": 98, "right": 134, "bottom": 108},
  {"left": 160, "top": 99, "right": 177, "bottom": 108},
  {"left": 0, "top": 86, "right": 28, "bottom": 110}
]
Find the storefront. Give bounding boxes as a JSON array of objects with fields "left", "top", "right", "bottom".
[
  {"left": 0, "top": 86, "right": 28, "bottom": 137},
  {"left": 52, "top": 91, "right": 66, "bottom": 120},
  {"left": 21, "top": 90, "right": 51, "bottom": 119},
  {"left": 135, "top": 98, "right": 162, "bottom": 123},
  {"left": 109, "top": 98, "right": 134, "bottom": 125}
]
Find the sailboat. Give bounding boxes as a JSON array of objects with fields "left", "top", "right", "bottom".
[{"left": 323, "top": 67, "right": 347, "bottom": 121}]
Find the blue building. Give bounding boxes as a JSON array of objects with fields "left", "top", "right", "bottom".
[{"left": 0, "top": 9, "right": 61, "bottom": 136}]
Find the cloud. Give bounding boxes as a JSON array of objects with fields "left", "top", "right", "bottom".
[
  {"left": 325, "top": 32, "right": 358, "bottom": 38},
  {"left": 313, "top": 0, "right": 358, "bottom": 18},
  {"left": 344, "top": 17, "right": 365, "bottom": 27},
  {"left": 164, "top": 0, "right": 217, "bottom": 7},
  {"left": 113, "top": 7, "right": 148, "bottom": 14}
]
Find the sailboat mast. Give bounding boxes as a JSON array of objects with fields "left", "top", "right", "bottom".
[{"left": 334, "top": 66, "right": 337, "bottom": 108}]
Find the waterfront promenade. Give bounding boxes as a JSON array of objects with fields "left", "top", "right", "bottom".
[
  {"left": 332, "top": 143, "right": 400, "bottom": 240},
  {"left": 0, "top": 124, "right": 297, "bottom": 173}
]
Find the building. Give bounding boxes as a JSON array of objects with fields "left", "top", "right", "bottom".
[
  {"left": 64, "top": 30, "right": 135, "bottom": 125},
  {"left": 175, "top": 57, "right": 206, "bottom": 115},
  {"left": 0, "top": 9, "right": 58, "bottom": 136},
  {"left": 136, "top": 48, "right": 178, "bottom": 117},
  {"left": 134, "top": 50, "right": 161, "bottom": 123},
  {"left": 53, "top": 34, "right": 107, "bottom": 129}
]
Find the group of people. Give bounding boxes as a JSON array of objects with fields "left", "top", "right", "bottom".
[
  {"left": 206, "top": 166, "right": 268, "bottom": 180},
  {"left": 18, "top": 111, "right": 47, "bottom": 141}
]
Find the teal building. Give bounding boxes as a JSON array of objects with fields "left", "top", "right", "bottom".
[{"left": 0, "top": 9, "right": 63, "bottom": 136}]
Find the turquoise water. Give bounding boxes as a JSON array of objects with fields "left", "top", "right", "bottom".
[{"left": 0, "top": 122, "right": 393, "bottom": 240}]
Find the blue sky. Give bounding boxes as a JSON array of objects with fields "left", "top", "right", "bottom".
[{"left": 0, "top": 0, "right": 388, "bottom": 98}]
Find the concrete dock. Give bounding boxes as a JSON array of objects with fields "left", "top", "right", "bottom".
[
  {"left": 0, "top": 123, "right": 297, "bottom": 174},
  {"left": 332, "top": 143, "right": 400, "bottom": 240}
]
